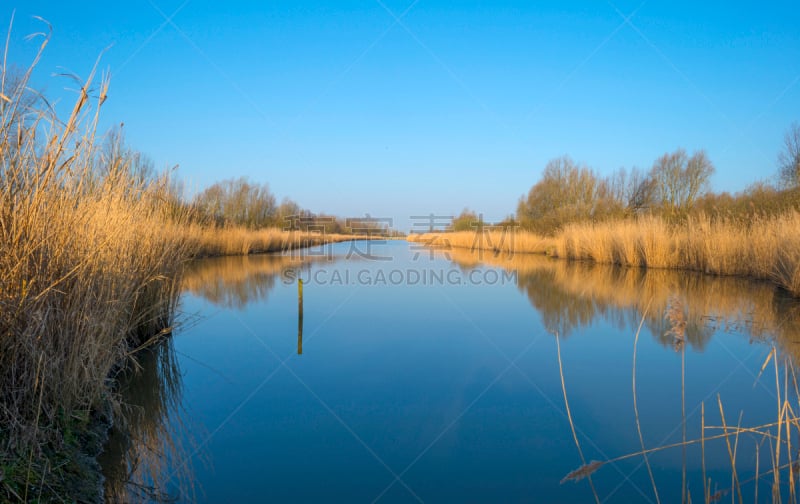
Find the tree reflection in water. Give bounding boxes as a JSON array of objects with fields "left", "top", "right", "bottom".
[{"left": 446, "top": 247, "right": 800, "bottom": 357}]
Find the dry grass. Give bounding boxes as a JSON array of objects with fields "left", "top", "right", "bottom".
[
  {"left": 407, "top": 229, "right": 554, "bottom": 255},
  {"left": 553, "top": 213, "right": 800, "bottom": 295},
  {"left": 409, "top": 212, "right": 800, "bottom": 296},
  {"left": 0, "top": 26, "right": 193, "bottom": 500},
  {"left": 182, "top": 225, "right": 361, "bottom": 258}
]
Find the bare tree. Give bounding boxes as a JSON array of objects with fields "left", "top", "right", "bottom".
[
  {"left": 649, "top": 149, "right": 714, "bottom": 217},
  {"left": 778, "top": 122, "right": 800, "bottom": 189},
  {"left": 684, "top": 150, "right": 714, "bottom": 208},
  {"left": 517, "top": 156, "right": 598, "bottom": 234},
  {"left": 625, "top": 166, "right": 657, "bottom": 212},
  {"left": 601, "top": 167, "right": 628, "bottom": 206},
  {"left": 276, "top": 197, "right": 302, "bottom": 226},
  {"left": 193, "top": 177, "right": 277, "bottom": 228}
]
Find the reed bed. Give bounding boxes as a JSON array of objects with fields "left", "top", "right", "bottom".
[
  {"left": 183, "top": 225, "right": 362, "bottom": 258},
  {"left": 554, "top": 213, "right": 800, "bottom": 296},
  {"left": 408, "top": 212, "right": 800, "bottom": 296},
  {"left": 0, "top": 28, "right": 192, "bottom": 501},
  {"left": 407, "top": 229, "right": 555, "bottom": 255}
]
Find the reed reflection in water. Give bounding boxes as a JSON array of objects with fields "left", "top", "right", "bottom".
[
  {"left": 182, "top": 253, "right": 332, "bottom": 309},
  {"left": 99, "top": 338, "right": 197, "bottom": 503},
  {"left": 447, "top": 247, "right": 800, "bottom": 357},
  {"left": 99, "top": 254, "right": 323, "bottom": 502}
]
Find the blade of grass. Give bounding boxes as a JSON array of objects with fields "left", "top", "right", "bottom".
[
  {"left": 633, "top": 300, "right": 660, "bottom": 504},
  {"left": 716, "top": 395, "right": 742, "bottom": 504},
  {"left": 555, "top": 332, "right": 600, "bottom": 503}
]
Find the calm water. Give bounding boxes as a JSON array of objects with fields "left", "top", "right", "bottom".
[{"left": 102, "top": 240, "right": 800, "bottom": 503}]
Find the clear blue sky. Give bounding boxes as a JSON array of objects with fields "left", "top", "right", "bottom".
[{"left": 5, "top": 1, "right": 800, "bottom": 229}]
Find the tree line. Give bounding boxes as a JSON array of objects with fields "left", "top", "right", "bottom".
[
  {"left": 514, "top": 122, "right": 800, "bottom": 235},
  {"left": 191, "top": 177, "right": 394, "bottom": 235},
  {"left": 106, "top": 118, "right": 800, "bottom": 238}
]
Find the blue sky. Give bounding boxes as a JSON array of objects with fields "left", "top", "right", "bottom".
[{"left": 4, "top": 1, "right": 799, "bottom": 229}]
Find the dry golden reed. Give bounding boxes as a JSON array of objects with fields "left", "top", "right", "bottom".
[
  {"left": 0, "top": 23, "right": 192, "bottom": 500},
  {"left": 409, "top": 212, "right": 800, "bottom": 296},
  {"left": 560, "top": 460, "right": 604, "bottom": 484},
  {"left": 554, "top": 213, "right": 800, "bottom": 296},
  {"left": 182, "top": 225, "right": 361, "bottom": 258},
  {"left": 407, "top": 229, "right": 555, "bottom": 255}
]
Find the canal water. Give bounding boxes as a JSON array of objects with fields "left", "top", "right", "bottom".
[{"left": 101, "top": 240, "right": 800, "bottom": 503}]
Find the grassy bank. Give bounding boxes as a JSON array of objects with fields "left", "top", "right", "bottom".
[{"left": 407, "top": 211, "right": 800, "bottom": 296}]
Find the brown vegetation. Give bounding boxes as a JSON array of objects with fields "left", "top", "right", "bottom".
[
  {"left": 412, "top": 133, "right": 800, "bottom": 297},
  {"left": 0, "top": 26, "right": 360, "bottom": 501},
  {"left": 183, "top": 225, "right": 360, "bottom": 257},
  {"left": 409, "top": 209, "right": 800, "bottom": 297},
  {"left": 190, "top": 177, "right": 399, "bottom": 237},
  {"left": 0, "top": 28, "right": 194, "bottom": 500},
  {"left": 552, "top": 212, "right": 800, "bottom": 296},
  {"left": 513, "top": 149, "right": 717, "bottom": 235}
]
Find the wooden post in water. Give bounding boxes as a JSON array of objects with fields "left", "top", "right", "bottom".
[{"left": 297, "top": 279, "right": 303, "bottom": 355}]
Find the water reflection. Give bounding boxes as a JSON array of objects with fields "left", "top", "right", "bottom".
[
  {"left": 140, "top": 243, "right": 800, "bottom": 502},
  {"left": 100, "top": 254, "right": 326, "bottom": 501},
  {"left": 447, "top": 248, "right": 800, "bottom": 356},
  {"left": 298, "top": 278, "right": 304, "bottom": 355},
  {"left": 447, "top": 247, "right": 800, "bottom": 501},
  {"left": 182, "top": 247, "right": 800, "bottom": 357},
  {"left": 99, "top": 338, "right": 196, "bottom": 503},
  {"left": 182, "top": 254, "right": 329, "bottom": 309}
]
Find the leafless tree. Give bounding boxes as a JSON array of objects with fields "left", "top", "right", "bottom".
[
  {"left": 194, "top": 177, "right": 277, "bottom": 228},
  {"left": 778, "top": 122, "right": 800, "bottom": 189},
  {"left": 625, "top": 166, "right": 657, "bottom": 212},
  {"left": 517, "top": 156, "right": 599, "bottom": 234},
  {"left": 649, "top": 149, "right": 714, "bottom": 217}
]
